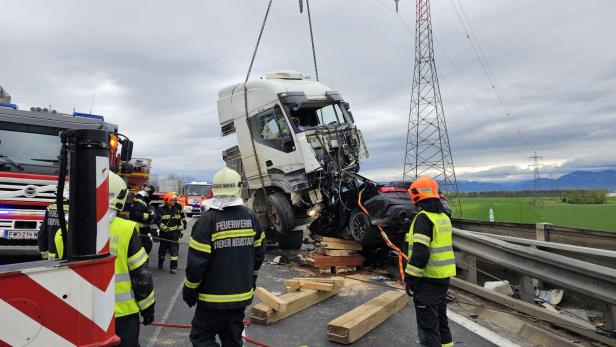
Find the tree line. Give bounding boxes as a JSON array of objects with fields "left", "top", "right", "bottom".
[{"left": 458, "top": 189, "right": 608, "bottom": 204}]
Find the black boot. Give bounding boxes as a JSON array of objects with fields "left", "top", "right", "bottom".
[{"left": 170, "top": 258, "right": 178, "bottom": 274}]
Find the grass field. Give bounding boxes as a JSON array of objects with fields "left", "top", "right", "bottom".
[{"left": 455, "top": 196, "right": 616, "bottom": 231}]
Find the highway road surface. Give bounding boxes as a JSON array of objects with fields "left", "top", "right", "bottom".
[{"left": 139, "top": 219, "right": 517, "bottom": 347}]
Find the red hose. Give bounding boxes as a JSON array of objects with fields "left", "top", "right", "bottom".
[{"left": 142, "top": 321, "right": 272, "bottom": 347}]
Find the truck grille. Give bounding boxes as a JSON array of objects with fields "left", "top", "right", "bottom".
[{"left": 0, "top": 174, "right": 57, "bottom": 203}]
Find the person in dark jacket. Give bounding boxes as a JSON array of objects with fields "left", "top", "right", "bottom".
[
  {"left": 37, "top": 186, "right": 69, "bottom": 260},
  {"left": 183, "top": 167, "right": 265, "bottom": 347},
  {"left": 405, "top": 176, "right": 456, "bottom": 347},
  {"left": 157, "top": 192, "right": 186, "bottom": 274},
  {"left": 128, "top": 186, "right": 157, "bottom": 255}
]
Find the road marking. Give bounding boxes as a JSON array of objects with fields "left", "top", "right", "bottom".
[
  {"left": 146, "top": 278, "right": 186, "bottom": 347},
  {"left": 447, "top": 310, "right": 521, "bottom": 347}
]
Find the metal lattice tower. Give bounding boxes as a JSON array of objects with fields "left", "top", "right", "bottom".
[
  {"left": 403, "top": 0, "right": 461, "bottom": 213},
  {"left": 529, "top": 152, "right": 543, "bottom": 191}
]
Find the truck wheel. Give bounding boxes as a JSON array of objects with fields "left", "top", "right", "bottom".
[
  {"left": 278, "top": 229, "right": 303, "bottom": 249},
  {"left": 349, "top": 209, "right": 380, "bottom": 246},
  {"left": 267, "top": 193, "right": 296, "bottom": 233}
]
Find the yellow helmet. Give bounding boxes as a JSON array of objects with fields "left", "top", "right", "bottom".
[
  {"left": 109, "top": 172, "right": 128, "bottom": 211},
  {"left": 212, "top": 167, "right": 242, "bottom": 197}
]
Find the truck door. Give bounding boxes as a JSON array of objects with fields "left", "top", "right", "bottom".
[{"left": 249, "top": 105, "right": 304, "bottom": 177}]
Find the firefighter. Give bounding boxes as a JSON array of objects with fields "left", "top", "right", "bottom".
[
  {"left": 405, "top": 176, "right": 455, "bottom": 347},
  {"left": 37, "top": 185, "right": 69, "bottom": 260},
  {"left": 53, "top": 172, "right": 155, "bottom": 346},
  {"left": 129, "top": 185, "right": 157, "bottom": 255},
  {"left": 157, "top": 192, "right": 186, "bottom": 274},
  {"left": 183, "top": 167, "right": 265, "bottom": 347}
]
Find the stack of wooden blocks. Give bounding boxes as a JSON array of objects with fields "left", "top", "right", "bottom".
[{"left": 299, "top": 237, "right": 364, "bottom": 274}]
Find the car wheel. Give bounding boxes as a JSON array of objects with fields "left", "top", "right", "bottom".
[
  {"left": 267, "top": 192, "right": 296, "bottom": 234},
  {"left": 278, "top": 229, "right": 303, "bottom": 249},
  {"left": 349, "top": 209, "right": 380, "bottom": 245}
]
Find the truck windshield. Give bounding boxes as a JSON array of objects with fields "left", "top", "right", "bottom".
[
  {"left": 0, "top": 129, "right": 61, "bottom": 167},
  {"left": 184, "top": 184, "right": 211, "bottom": 196},
  {"left": 287, "top": 102, "right": 349, "bottom": 131}
]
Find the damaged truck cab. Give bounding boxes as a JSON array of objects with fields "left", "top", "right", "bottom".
[{"left": 218, "top": 70, "right": 369, "bottom": 248}]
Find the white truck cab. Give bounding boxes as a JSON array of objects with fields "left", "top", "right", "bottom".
[{"left": 218, "top": 70, "right": 368, "bottom": 249}]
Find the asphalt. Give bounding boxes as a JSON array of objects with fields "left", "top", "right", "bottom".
[{"left": 140, "top": 219, "right": 498, "bottom": 347}]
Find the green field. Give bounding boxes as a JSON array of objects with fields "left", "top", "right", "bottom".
[{"left": 454, "top": 196, "right": 616, "bottom": 231}]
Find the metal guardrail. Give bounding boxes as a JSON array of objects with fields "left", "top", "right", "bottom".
[
  {"left": 452, "top": 228, "right": 616, "bottom": 305},
  {"left": 452, "top": 219, "right": 616, "bottom": 251}
]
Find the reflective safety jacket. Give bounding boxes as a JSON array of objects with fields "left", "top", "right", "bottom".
[
  {"left": 405, "top": 210, "right": 456, "bottom": 279},
  {"left": 129, "top": 196, "right": 154, "bottom": 234},
  {"left": 157, "top": 203, "right": 186, "bottom": 236},
  {"left": 37, "top": 203, "right": 68, "bottom": 260},
  {"left": 184, "top": 205, "right": 266, "bottom": 309},
  {"left": 54, "top": 217, "right": 155, "bottom": 317}
]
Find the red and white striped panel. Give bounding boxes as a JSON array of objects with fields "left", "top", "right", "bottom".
[
  {"left": 95, "top": 156, "right": 110, "bottom": 255},
  {"left": 0, "top": 257, "right": 118, "bottom": 346}
]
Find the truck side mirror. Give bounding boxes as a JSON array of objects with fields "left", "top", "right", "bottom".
[{"left": 120, "top": 139, "right": 133, "bottom": 161}]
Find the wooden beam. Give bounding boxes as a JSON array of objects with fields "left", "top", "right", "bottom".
[
  {"left": 251, "top": 288, "right": 339, "bottom": 325},
  {"left": 328, "top": 291, "right": 408, "bottom": 344},
  {"left": 301, "top": 281, "right": 335, "bottom": 292},
  {"left": 319, "top": 237, "right": 361, "bottom": 246},
  {"left": 323, "top": 249, "right": 355, "bottom": 256},
  {"left": 283, "top": 279, "right": 302, "bottom": 293},
  {"left": 319, "top": 242, "right": 362, "bottom": 251},
  {"left": 254, "top": 287, "right": 287, "bottom": 313}
]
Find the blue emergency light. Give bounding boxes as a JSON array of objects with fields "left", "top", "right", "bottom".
[
  {"left": 0, "top": 102, "right": 18, "bottom": 110},
  {"left": 73, "top": 112, "right": 105, "bottom": 121}
]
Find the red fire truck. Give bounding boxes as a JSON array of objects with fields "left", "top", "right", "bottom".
[{"left": 0, "top": 99, "right": 130, "bottom": 256}]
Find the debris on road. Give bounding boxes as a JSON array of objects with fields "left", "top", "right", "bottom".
[{"left": 483, "top": 280, "right": 514, "bottom": 296}]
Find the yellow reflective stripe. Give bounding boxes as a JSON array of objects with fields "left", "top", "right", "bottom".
[
  {"left": 143, "top": 213, "right": 149, "bottom": 220},
  {"left": 211, "top": 229, "right": 255, "bottom": 241},
  {"left": 161, "top": 215, "right": 171, "bottom": 220},
  {"left": 184, "top": 277, "right": 200, "bottom": 289},
  {"left": 412, "top": 233, "right": 431, "bottom": 247},
  {"left": 170, "top": 256, "right": 178, "bottom": 261},
  {"left": 442, "top": 343, "right": 453, "bottom": 347},
  {"left": 127, "top": 248, "right": 148, "bottom": 270},
  {"left": 254, "top": 232, "right": 265, "bottom": 247},
  {"left": 253, "top": 270, "right": 259, "bottom": 276},
  {"left": 138, "top": 291, "right": 155, "bottom": 311},
  {"left": 40, "top": 251, "right": 49, "bottom": 259},
  {"left": 198, "top": 289, "right": 254, "bottom": 303},
  {"left": 159, "top": 224, "right": 169, "bottom": 230},
  {"left": 48, "top": 253, "right": 56, "bottom": 260},
  {"left": 189, "top": 237, "right": 211, "bottom": 253},
  {"left": 405, "top": 264, "right": 425, "bottom": 277}
]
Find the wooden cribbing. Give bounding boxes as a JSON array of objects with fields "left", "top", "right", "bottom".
[
  {"left": 327, "top": 291, "right": 408, "bottom": 344},
  {"left": 251, "top": 288, "right": 339, "bottom": 325},
  {"left": 301, "top": 281, "right": 335, "bottom": 292},
  {"left": 254, "top": 287, "right": 287, "bottom": 313}
]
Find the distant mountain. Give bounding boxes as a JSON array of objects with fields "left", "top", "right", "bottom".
[{"left": 458, "top": 170, "right": 616, "bottom": 192}]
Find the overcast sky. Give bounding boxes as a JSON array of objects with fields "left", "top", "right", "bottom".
[{"left": 2, "top": 0, "right": 615, "bottom": 183}]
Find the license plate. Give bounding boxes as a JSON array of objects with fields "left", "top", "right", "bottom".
[{"left": 4, "top": 230, "right": 37, "bottom": 240}]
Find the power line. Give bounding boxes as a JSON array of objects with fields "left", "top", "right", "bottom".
[{"left": 448, "top": 0, "right": 535, "bottom": 154}]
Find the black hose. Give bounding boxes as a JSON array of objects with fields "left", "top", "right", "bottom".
[{"left": 56, "top": 135, "right": 69, "bottom": 260}]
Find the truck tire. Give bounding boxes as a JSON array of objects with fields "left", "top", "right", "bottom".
[
  {"left": 278, "top": 229, "right": 303, "bottom": 249},
  {"left": 267, "top": 192, "right": 296, "bottom": 234},
  {"left": 348, "top": 209, "right": 380, "bottom": 246}
]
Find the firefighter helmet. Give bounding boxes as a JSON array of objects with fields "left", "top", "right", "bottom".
[
  {"left": 408, "top": 176, "right": 440, "bottom": 204},
  {"left": 212, "top": 167, "right": 242, "bottom": 197},
  {"left": 136, "top": 190, "right": 148, "bottom": 198},
  {"left": 109, "top": 172, "right": 128, "bottom": 211},
  {"left": 163, "top": 192, "right": 178, "bottom": 205}
]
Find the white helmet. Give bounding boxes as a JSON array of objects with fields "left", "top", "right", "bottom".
[
  {"left": 109, "top": 172, "right": 128, "bottom": 211},
  {"left": 212, "top": 167, "right": 242, "bottom": 197},
  {"left": 136, "top": 190, "right": 148, "bottom": 198}
]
